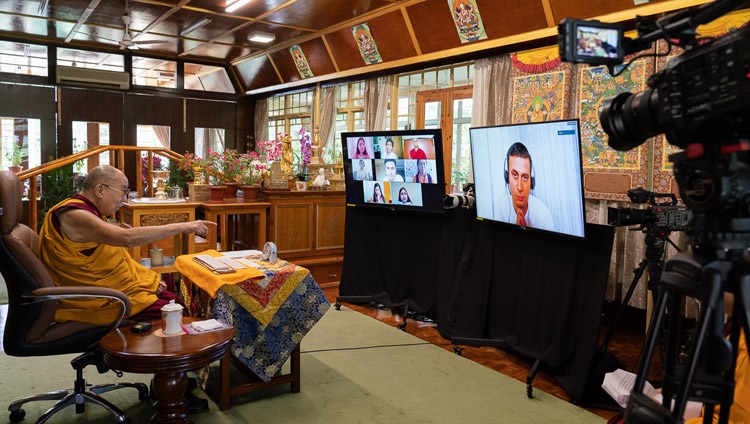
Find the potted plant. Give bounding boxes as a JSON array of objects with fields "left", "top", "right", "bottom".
[
  {"left": 5, "top": 142, "right": 23, "bottom": 173},
  {"left": 239, "top": 151, "right": 266, "bottom": 201}
]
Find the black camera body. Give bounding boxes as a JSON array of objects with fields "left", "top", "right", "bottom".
[
  {"left": 600, "top": 24, "right": 750, "bottom": 151},
  {"left": 607, "top": 187, "right": 690, "bottom": 232}
]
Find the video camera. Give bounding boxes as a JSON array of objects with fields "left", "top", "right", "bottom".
[
  {"left": 558, "top": 0, "right": 750, "bottom": 151},
  {"left": 444, "top": 183, "right": 475, "bottom": 209},
  {"left": 608, "top": 188, "right": 689, "bottom": 233}
]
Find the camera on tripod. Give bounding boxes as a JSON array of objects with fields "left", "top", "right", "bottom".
[
  {"left": 559, "top": 2, "right": 750, "bottom": 151},
  {"left": 608, "top": 188, "right": 690, "bottom": 233},
  {"left": 559, "top": 2, "right": 750, "bottom": 423}
]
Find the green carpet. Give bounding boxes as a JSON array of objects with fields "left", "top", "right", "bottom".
[{"left": 0, "top": 306, "right": 605, "bottom": 423}]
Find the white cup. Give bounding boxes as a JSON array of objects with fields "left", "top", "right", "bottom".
[{"left": 161, "top": 300, "right": 184, "bottom": 335}]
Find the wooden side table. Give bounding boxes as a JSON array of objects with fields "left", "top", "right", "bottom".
[
  {"left": 119, "top": 201, "right": 202, "bottom": 261},
  {"left": 198, "top": 200, "right": 269, "bottom": 251},
  {"left": 100, "top": 317, "right": 234, "bottom": 424}
]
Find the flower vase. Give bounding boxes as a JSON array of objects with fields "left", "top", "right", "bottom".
[
  {"left": 209, "top": 185, "right": 226, "bottom": 202},
  {"left": 241, "top": 184, "right": 261, "bottom": 202},
  {"left": 223, "top": 182, "right": 239, "bottom": 199}
]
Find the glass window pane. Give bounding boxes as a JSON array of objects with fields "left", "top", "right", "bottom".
[
  {"left": 72, "top": 121, "right": 110, "bottom": 174},
  {"left": 0, "top": 41, "right": 48, "bottom": 77},
  {"left": 437, "top": 68, "right": 450, "bottom": 89},
  {"left": 58, "top": 48, "right": 124, "bottom": 72},
  {"left": 132, "top": 57, "right": 176, "bottom": 88},
  {"left": 195, "top": 127, "right": 225, "bottom": 157},
  {"left": 184, "top": 63, "right": 234, "bottom": 94}
]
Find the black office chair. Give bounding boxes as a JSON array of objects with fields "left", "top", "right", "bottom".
[{"left": 0, "top": 170, "right": 148, "bottom": 423}]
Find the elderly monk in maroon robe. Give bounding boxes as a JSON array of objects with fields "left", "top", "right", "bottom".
[{"left": 39, "top": 165, "right": 214, "bottom": 325}]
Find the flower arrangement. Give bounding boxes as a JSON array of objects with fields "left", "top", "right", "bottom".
[
  {"left": 204, "top": 149, "right": 243, "bottom": 184},
  {"left": 176, "top": 152, "right": 202, "bottom": 182},
  {"left": 140, "top": 155, "right": 165, "bottom": 184},
  {"left": 298, "top": 127, "right": 312, "bottom": 166},
  {"left": 257, "top": 134, "right": 283, "bottom": 162},
  {"left": 239, "top": 151, "right": 267, "bottom": 186}
]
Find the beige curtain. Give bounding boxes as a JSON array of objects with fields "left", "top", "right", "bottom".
[
  {"left": 254, "top": 97, "right": 268, "bottom": 148},
  {"left": 152, "top": 126, "right": 170, "bottom": 149},
  {"left": 469, "top": 55, "right": 512, "bottom": 183},
  {"left": 319, "top": 85, "right": 337, "bottom": 161},
  {"left": 364, "top": 76, "right": 389, "bottom": 131}
]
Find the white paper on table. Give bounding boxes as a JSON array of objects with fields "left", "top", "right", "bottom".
[
  {"left": 225, "top": 250, "right": 262, "bottom": 258},
  {"left": 215, "top": 256, "right": 246, "bottom": 270},
  {"left": 224, "top": 250, "right": 264, "bottom": 269}
]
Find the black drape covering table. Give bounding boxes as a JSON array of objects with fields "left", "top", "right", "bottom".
[{"left": 339, "top": 206, "right": 614, "bottom": 400}]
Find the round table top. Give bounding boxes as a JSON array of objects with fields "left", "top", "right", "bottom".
[{"left": 100, "top": 317, "right": 234, "bottom": 374}]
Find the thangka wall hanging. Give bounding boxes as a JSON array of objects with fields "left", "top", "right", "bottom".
[
  {"left": 448, "top": 0, "right": 487, "bottom": 43},
  {"left": 578, "top": 59, "right": 652, "bottom": 201},
  {"left": 289, "top": 45, "right": 313, "bottom": 79},
  {"left": 511, "top": 71, "right": 566, "bottom": 124},
  {"left": 352, "top": 23, "right": 383, "bottom": 65}
]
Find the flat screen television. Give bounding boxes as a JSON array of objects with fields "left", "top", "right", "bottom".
[
  {"left": 341, "top": 129, "right": 446, "bottom": 213},
  {"left": 470, "top": 119, "right": 586, "bottom": 239}
]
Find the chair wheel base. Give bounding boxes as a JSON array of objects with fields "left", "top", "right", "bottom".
[{"left": 9, "top": 408, "right": 25, "bottom": 423}]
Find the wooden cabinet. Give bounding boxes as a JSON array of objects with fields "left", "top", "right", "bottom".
[{"left": 260, "top": 189, "right": 345, "bottom": 285}]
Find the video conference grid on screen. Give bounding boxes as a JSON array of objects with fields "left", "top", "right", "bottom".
[
  {"left": 470, "top": 119, "right": 586, "bottom": 239},
  {"left": 343, "top": 132, "right": 442, "bottom": 211}
]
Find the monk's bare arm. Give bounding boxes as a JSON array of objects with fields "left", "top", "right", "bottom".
[{"left": 57, "top": 209, "right": 215, "bottom": 248}]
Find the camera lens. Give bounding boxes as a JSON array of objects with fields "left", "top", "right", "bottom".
[{"left": 599, "top": 90, "right": 661, "bottom": 151}]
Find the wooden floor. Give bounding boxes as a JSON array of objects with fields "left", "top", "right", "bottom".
[{"left": 321, "top": 284, "right": 666, "bottom": 421}]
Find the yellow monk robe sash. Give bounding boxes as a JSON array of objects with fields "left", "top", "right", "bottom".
[{"left": 39, "top": 196, "right": 159, "bottom": 325}]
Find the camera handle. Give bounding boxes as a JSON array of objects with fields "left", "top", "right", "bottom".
[{"left": 624, "top": 253, "right": 750, "bottom": 424}]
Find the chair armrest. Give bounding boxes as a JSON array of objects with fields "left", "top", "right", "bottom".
[{"left": 26, "top": 286, "right": 132, "bottom": 330}]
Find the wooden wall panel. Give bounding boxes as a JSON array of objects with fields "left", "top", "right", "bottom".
[
  {"left": 478, "top": 0, "right": 549, "bottom": 38},
  {"left": 300, "top": 38, "right": 337, "bottom": 77},
  {"left": 406, "top": 0, "right": 463, "bottom": 54},
  {"left": 58, "top": 88, "right": 124, "bottom": 157},
  {"left": 124, "top": 94, "right": 184, "bottom": 152},
  {"left": 325, "top": 30, "right": 364, "bottom": 72},
  {"left": 186, "top": 99, "right": 238, "bottom": 150},
  {"left": 0, "top": 84, "right": 56, "bottom": 163},
  {"left": 361, "top": 11, "right": 418, "bottom": 62},
  {"left": 549, "top": 0, "right": 650, "bottom": 21},
  {"left": 236, "top": 55, "right": 282, "bottom": 92},
  {"left": 268, "top": 39, "right": 336, "bottom": 84}
]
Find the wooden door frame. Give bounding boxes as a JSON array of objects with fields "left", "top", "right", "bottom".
[{"left": 416, "top": 86, "right": 472, "bottom": 193}]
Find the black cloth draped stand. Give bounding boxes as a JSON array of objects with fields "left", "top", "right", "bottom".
[{"left": 339, "top": 206, "right": 614, "bottom": 400}]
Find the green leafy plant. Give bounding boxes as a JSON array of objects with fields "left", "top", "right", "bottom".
[
  {"left": 39, "top": 165, "right": 84, "bottom": 227},
  {"left": 5, "top": 143, "right": 22, "bottom": 166}
]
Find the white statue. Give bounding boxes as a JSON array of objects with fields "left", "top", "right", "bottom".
[{"left": 312, "top": 167, "right": 329, "bottom": 190}]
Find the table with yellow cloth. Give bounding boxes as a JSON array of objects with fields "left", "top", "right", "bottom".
[{"left": 175, "top": 250, "right": 331, "bottom": 383}]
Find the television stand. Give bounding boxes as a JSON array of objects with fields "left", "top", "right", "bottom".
[
  {"left": 451, "top": 337, "right": 542, "bottom": 398},
  {"left": 335, "top": 296, "right": 410, "bottom": 330}
]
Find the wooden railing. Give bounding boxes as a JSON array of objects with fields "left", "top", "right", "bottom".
[{"left": 17, "top": 146, "right": 185, "bottom": 232}]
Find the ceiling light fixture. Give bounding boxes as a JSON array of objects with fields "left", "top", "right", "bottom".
[
  {"left": 181, "top": 17, "right": 212, "bottom": 36},
  {"left": 248, "top": 31, "right": 275, "bottom": 43},
  {"left": 225, "top": 0, "right": 253, "bottom": 13}
]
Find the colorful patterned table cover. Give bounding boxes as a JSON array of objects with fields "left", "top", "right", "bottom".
[{"left": 178, "top": 256, "right": 330, "bottom": 383}]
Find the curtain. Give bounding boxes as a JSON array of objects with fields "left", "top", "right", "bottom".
[
  {"left": 319, "top": 85, "right": 337, "bottom": 161},
  {"left": 152, "top": 126, "right": 170, "bottom": 149},
  {"left": 469, "top": 55, "right": 513, "bottom": 183},
  {"left": 364, "top": 76, "right": 389, "bottom": 131},
  {"left": 254, "top": 97, "right": 268, "bottom": 148}
]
